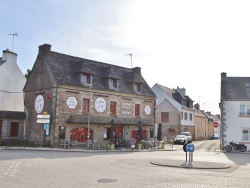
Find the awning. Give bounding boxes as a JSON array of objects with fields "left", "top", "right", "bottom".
[{"left": 66, "top": 114, "right": 154, "bottom": 126}]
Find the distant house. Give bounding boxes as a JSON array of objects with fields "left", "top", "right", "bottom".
[
  {"left": 23, "top": 44, "right": 156, "bottom": 147},
  {"left": 193, "top": 103, "right": 208, "bottom": 140},
  {"left": 151, "top": 84, "right": 195, "bottom": 139},
  {"left": 0, "top": 50, "right": 26, "bottom": 143},
  {"left": 220, "top": 72, "right": 250, "bottom": 150}
]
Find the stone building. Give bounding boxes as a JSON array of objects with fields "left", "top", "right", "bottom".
[{"left": 23, "top": 44, "right": 156, "bottom": 147}]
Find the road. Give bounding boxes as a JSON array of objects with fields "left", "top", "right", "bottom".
[{"left": 0, "top": 140, "right": 250, "bottom": 188}]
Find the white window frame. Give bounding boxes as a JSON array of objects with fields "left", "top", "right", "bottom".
[{"left": 242, "top": 129, "right": 250, "bottom": 141}]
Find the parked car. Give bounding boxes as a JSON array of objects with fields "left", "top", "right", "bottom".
[
  {"left": 210, "top": 134, "right": 219, "bottom": 140},
  {"left": 174, "top": 135, "right": 187, "bottom": 145},
  {"left": 181, "top": 132, "right": 192, "bottom": 142}
]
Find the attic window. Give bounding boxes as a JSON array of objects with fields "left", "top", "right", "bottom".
[
  {"left": 109, "top": 78, "right": 117, "bottom": 89},
  {"left": 81, "top": 73, "right": 91, "bottom": 84},
  {"left": 136, "top": 83, "right": 142, "bottom": 92}
]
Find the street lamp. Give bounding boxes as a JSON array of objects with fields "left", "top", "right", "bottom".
[{"left": 87, "top": 84, "right": 92, "bottom": 151}]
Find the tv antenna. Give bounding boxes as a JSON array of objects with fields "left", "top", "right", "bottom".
[{"left": 8, "top": 33, "right": 18, "bottom": 52}]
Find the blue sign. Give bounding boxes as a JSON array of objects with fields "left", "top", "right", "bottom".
[
  {"left": 130, "top": 138, "right": 136, "bottom": 145},
  {"left": 186, "top": 143, "right": 195, "bottom": 153},
  {"left": 44, "top": 124, "right": 50, "bottom": 136}
]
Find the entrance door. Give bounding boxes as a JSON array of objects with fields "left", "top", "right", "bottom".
[
  {"left": 70, "top": 127, "right": 93, "bottom": 142},
  {"left": 132, "top": 130, "right": 147, "bottom": 140}
]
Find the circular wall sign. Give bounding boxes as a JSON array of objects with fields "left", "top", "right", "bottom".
[
  {"left": 35, "top": 95, "right": 44, "bottom": 114},
  {"left": 95, "top": 97, "right": 106, "bottom": 113}
]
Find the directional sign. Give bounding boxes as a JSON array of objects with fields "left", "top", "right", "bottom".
[
  {"left": 37, "top": 114, "right": 50, "bottom": 119},
  {"left": 37, "top": 119, "right": 50, "bottom": 124},
  {"left": 186, "top": 143, "right": 195, "bottom": 153}
]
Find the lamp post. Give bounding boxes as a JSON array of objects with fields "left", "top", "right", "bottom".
[{"left": 87, "top": 84, "right": 92, "bottom": 151}]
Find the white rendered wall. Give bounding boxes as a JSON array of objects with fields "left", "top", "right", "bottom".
[{"left": 0, "top": 51, "right": 26, "bottom": 111}]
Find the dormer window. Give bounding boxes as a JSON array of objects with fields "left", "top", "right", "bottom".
[
  {"left": 109, "top": 78, "right": 117, "bottom": 89},
  {"left": 136, "top": 83, "right": 142, "bottom": 93},
  {"left": 81, "top": 73, "right": 91, "bottom": 84}
]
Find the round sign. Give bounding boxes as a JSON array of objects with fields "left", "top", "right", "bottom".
[
  {"left": 95, "top": 97, "right": 106, "bottom": 113},
  {"left": 186, "top": 143, "right": 195, "bottom": 153},
  {"left": 130, "top": 138, "right": 136, "bottom": 145},
  {"left": 214, "top": 122, "right": 219, "bottom": 128},
  {"left": 35, "top": 95, "right": 44, "bottom": 114}
]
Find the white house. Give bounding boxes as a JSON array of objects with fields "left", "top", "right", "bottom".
[
  {"left": 220, "top": 72, "right": 250, "bottom": 151},
  {"left": 0, "top": 50, "right": 26, "bottom": 142}
]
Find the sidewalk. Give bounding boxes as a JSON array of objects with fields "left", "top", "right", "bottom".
[{"left": 0, "top": 144, "right": 177, "bottom": 153}]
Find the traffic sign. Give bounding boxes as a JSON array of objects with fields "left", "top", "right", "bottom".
[
  {"left": 214, "top": 122, "right": 219, "bottom": 128},
  {"left": 37, "top": 114, "right": 50, "bottom": 119},
  {"left": 130, "top": 138, "right": 136, "bottom": 145},
  {"left": 186, "top": 143, "right": 195, "bottom": 153},
  {"left": 37, "top": 119, "right": 50, "bottom": 124}
]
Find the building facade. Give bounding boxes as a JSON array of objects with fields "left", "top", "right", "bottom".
[
  {"left": 220, "top": 72, "right": 250, "bottom": 151},
  {"left": 152, "top": 84, "right": 195, "bottom": 139},
  {"left": 23, "top": 44, "right": 156, "bottom": 147},
  {"left": 0, "top": 50, "right": 26, "bottom": 144}
]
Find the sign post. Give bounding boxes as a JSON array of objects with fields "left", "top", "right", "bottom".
[
  {"left": 130, "top": 138, "right": 136, "bottom": 151},
  {"left": 186, "top": 143, "right": 195, "bottom": 164}
]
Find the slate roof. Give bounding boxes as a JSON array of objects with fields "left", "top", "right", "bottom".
[
  {"left": 0, "top": 111, "right": 26, "bottom": 119},
  {"left": 66, "top": 114, "right": 153, "bottom": 125},
  {"left": 221, "top": 73, "right": 250, "bottom": 100},
  {"left": 43, "top": 46, "right": 155, "bottom": 97}
]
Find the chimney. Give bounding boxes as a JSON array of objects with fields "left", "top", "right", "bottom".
[
  {"left": 38, "top": 44, "right": 51, "bottom": 57},
  {"left": 2, "top": 49, "right": 17, "bottom": 64},
  {"left": 132, "top": 67, "right": 141, "bottom": 74},
  {"left": 221, "top": 72, "right": 227, "bottom": 82},
  {"left": 194, "top": 103, "right": 200, "bottom": 109}
]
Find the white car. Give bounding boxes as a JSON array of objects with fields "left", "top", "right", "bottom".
[
  {"left": 181, "top": 132, "right": 192, "bottom": 142},
  {"left": 174, "top": 135, "right": 187, "bottom": 145}
]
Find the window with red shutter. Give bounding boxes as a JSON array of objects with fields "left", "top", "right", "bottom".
[
  {"left": 110, "top": 101, "right": 116, "bottom": 115},
  {"left": 83, "top": 98, "right": 89, "bottom": 114},
  {"left": 10, "top": 122, "right": 19, "bottom": 137},
  {"left": 135, "top": 104, "right": 140, "bottom": 117}
]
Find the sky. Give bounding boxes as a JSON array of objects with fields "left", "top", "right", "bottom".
[{"left": 1, "top": 0, "right": 250, "bottom": 115}]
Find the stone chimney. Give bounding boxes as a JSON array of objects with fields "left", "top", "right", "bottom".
[
  {"left": 2, "top": 49, "right": 17, "bottom": 64},
  {"left": 132, "top": 67, "right": 141, "bottom": 74},
  {"left": 194, "top": 103, "right": 200, "bottom": 109},
  {"left": 175, "top": 86, "right": 186, "bottom": 96},
  {"left": 38, "top": 44, "right": 51, "bottom": 57},
  {"left": 221, "top": 72, "right": 227, "bottom": 82}
]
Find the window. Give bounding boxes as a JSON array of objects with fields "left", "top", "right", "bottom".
[
  {"left": 136, "top": 83, "right": 141, "bottom": 92},
  {"left": 0, "top": 120, "right": 2, "bottom": 136},
  {"left": 181, "top": 112, "right": 183, "bottom": 120},
  {"left": 81, "top": 73, "right": 91, "bottom": 84},
  {"left": 83, "top": 98, "right": 89, "bottom": 114},
  {"left": 10, "top": 122, "right": 19, "bottom": 137},
  {"left": 243, "top": 129, "right": 250, "bottom": 141},
  {"left": 189, "top": 113, "right": 192, "bottom": 121},
  {"left": 240, "top": 104, "right": 250, "bottom": 115},
  {"left": 135, "top": 104, "right": 140, "bottom": 117},
  {"left": 110, "top": 78, "right": 117, "bottom": 89},
  {"left": 161, "top": 112, "right": 169, "bottom": 122},
  {"left": 110, "top": 101, "right": 116, "bottom": 115},
  {"left": 184, "top": 112, "right": 187, "bottom": 120}
]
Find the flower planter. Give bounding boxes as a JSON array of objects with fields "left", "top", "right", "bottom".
[
  {"left": 136, "top": 143, "right": 142, "bottom": 150},
  {"left": 108, "top": 143, "right": 115, "bottom": 150}
]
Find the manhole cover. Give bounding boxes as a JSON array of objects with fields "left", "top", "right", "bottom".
[{"left": 98, "top": 179, "right": 118, "bottom": 183}]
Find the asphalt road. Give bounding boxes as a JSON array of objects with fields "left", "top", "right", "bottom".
[{"left": 0, "top": 140, "right": 250, "bottom": 188}]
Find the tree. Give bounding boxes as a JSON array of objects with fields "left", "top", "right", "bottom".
[{"left": 25, "top": 69, "right": 31, "bottom": 78}]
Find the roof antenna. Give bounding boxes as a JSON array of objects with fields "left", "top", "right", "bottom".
[
  {"left": 125, "top": 54, "right": 132, "bottom": 68},
  {"left": 8, "top": 33, "right": 18, "bottom": 52}
]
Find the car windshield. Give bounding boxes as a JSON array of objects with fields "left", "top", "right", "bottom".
[
  {"left": 176, "top": 135, "right": 185, "bottom": 138},
  {"left": 181, "top": 133, "right": 191, "bottom": 136}
]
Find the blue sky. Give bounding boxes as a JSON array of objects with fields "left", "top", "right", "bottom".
[{"left": 1, "top": 0, "right": 250, "bottom": 114}]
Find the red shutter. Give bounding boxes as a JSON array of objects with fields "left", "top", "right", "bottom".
[
  {"left": 10, "top": 122, "right": 19, "bottom": 137},
  {"left": 135, "top": 104, "right": 140, "bottom": 117},
  {"left": 83, "top": 98, "right": 89, "bottom": 114}
]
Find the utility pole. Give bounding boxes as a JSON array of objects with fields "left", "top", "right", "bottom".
[
  {"left": 125, "top": 54, "right": 132, "bottom": 68},
  {"left": 8, "top": 33, "right": 18, "bottom": 52}
]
